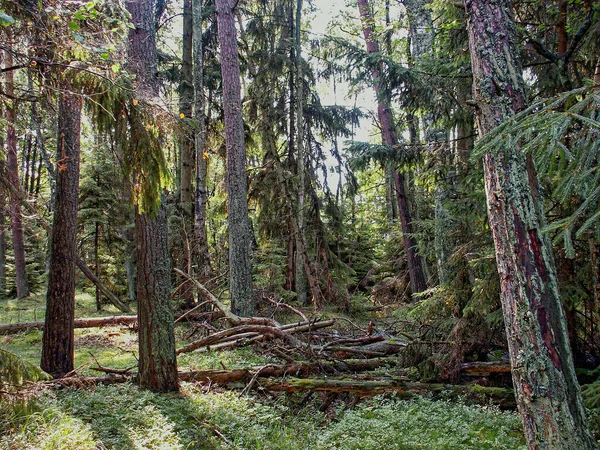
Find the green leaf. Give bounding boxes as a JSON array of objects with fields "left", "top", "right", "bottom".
[
  {"left": 100, "top": 52, "right": 110, "bottom": 60},
  {"left": 0, "top": 11, "right": 15, "bottom": 26},
  {"left": 73, "top": 9, "right": 87, "bottom": 20},
  {"left": 69, "top": 20, "right": 80, "bottom": 31}
]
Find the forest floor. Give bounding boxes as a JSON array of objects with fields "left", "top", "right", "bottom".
[{"left": 0, "top": 291, "right": 578, "bottom": 449}]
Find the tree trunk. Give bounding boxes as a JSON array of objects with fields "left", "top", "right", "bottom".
[
  {"left": 464, "top": 0, "right": 595, "bottom": 448},
  {"left": 356, "top": 0, "right": 427, "bottom": 297},
  {"left": 294, "top": 0, "right": 309, "bottom": 306},
  {"left": 215, "top": 0, "right": 254, "bottom": 317},
  {"left": 4, "top": 48, "right": 30, "bottom": 299},
  {"left": 0, "top": 169, "right": 6, "bottom": 300},
  {"left": 94, "top": 221, "right": 101, "bottom": 311},
  {"left": 135, "top": 206, "right": 179, "bottom": 392},
  {"left": 126, "top": 0, "right": 179, "bottom": 393},
  {"left": 41, "top": 88, "right": 82, "bottom": 378},
  {"left": 177, "top": 0, "right": 196, "bottom": 309},
  {"left": 179, "top": 0, "right": 194, "bottom": 211},
  {"left": 192, "top": 0, "right": 213, "bottom": 281}
]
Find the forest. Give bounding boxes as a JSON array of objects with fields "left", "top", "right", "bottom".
[{"left": 0, "top": 0, "right": 599, "bottom": 448}]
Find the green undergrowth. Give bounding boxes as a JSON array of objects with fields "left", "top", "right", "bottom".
[{"left": 0, "top": 384, "right": 529, "bottom": 450}]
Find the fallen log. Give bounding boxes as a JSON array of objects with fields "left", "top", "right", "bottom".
[
  {"left": 259, "top": 377, "right": 516, "bottom": 408},
  {"left": 0, "top": 315, "right": 139, "bottom": 335},
  {"left": 39, "top": 364, "right": 515, "bottom": 408},
  {"left": 179, "top": 358, "right": 397, "bottom": 383},
  {"left": 460, "top": 361, "right": 511, "bottom": 377},
  {"left": 75, "top": 256, "right": 132, "bottom": 313},
  {"left": 44, "top": 358, "right": 394, "bottom": 388}
]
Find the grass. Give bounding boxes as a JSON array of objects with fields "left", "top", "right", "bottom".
[
  {"left": 0, "top": 292, "right": 531, "bottom": 449},
  {"left": 1, "top": 383, "right": 529, "bottom": 450}
]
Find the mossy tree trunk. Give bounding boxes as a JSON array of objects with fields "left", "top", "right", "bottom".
[
  {"left": 41, "top": 87, "right": 82, "bottom": 378},
  {"left": 215, "top": 0, "right": 254, "bottom": 317},
  {"left": 126, "top": 0, "right": 179, "bottom": 393},
  {"left": 464, "top": 0, "right": 595, "bottom": 448},
  {"left": 357, "top": 0, "right": 427, "bottom": 298}
]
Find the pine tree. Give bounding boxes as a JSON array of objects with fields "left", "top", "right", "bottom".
[{"left": 41, "top": 84, "right": 82, "bottom": 378}]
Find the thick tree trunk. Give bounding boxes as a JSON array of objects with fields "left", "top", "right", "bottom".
[
  {"left": 4, "top": 49, "right": 30, "bottom": 299},
  {"left": 126, "top": 0, "right": 179, "bottom": 393},
  {"left": 135, "top": 206, "right": 179, "bottom": 392},
  {"left": 41, "top": 89, "right": 82, "bottom": 378},
  {"left": 464, "top": 0, "right": 595, "bottom": 448},
  {"left": 192, "top": 0, "right": 213, "bottom": 281},
  {"left": 356, "top": 0, "right": 427, "bottom": 297},
  {"left": 215, "top": 0, "right": 254, "bottom": 317}
]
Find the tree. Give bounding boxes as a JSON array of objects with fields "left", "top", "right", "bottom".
[
  {"left": 4, "top": 46, "right": 29, "bottom": 299},
  {"left": 40, "top": 85, "right": 82, "bottom": 377},
  {"left": 192, "top": 0, "right": 212, "bottom": 281},
  {"left": 125, "top": 0, "right": 179, "bottom": 392},
  {"left": 356, "top": 0, "right": 427, "bottom": 297},
  {"left": 215, "top": 0, "right": 254, "bottom": 317},
  {"left": 464, "top": 0, "right": 595, "bottom": 447}
]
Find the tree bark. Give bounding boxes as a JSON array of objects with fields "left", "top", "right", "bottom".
[
  {"left": 192, "top": 0, "right": 213, "bottom": 281},
  {"left": 4, "top": 48, "right": 30, "bottom": 299},
  {"left": 215, "top": 0, "right": 254, "bottom": 317},
  {"left": 0, "top": 162, "right": 6, "bottom": 300},
  {"left": 356, "top": 0, "right": 427, "bottom": 297},
  {"left": 41, "top": 88, "right": 82, "bottom": 378},
  {"left": 294, "top": 0, "right": 309, "bottom": 306},
  {"left": 179, "top": 0, "right": 194, "bottom": 210},
  {"left": 464, "top": 0, "right": 595, "bottom": 448},
  {"left": 126, "top": 0, "right": 179, "bottom": 393},
  {"left": 135, "top": 206, "right": 179, "bottom": 392}
]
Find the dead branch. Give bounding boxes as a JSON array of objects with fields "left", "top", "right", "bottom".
[
  {"left": 262, "top": 296, "right": 308, "bottom": 321},
  {"left": 0, "top": 315, "right": 139, "bottom": 335},
  {"left": 176, "top": 319, "right": 336, "bottom": 355}
]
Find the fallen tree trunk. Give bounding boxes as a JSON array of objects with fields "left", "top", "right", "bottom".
[
  {"left": 40, "top": 364, "right": 515, "bottom": 408},
  {"left": 44, "top": 358, "right": 394, "bottom": 388},
  {"left": 260, "top": 377, "right": 516, "bottom": 408},
  {"left": 460, "top": 361, "right": 511, "bottom": 377},
  {"left": 0, "top": 315, "right": 139, "bottom": 335},
  {"left": 75, "top": 256, "right": 132, "bottom": 313},
  {"left": 179, "top": 358, "right": 397, "bottom": 383}
]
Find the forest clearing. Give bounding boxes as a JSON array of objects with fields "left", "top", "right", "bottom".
[{"left": 1, "top": 0, "right": 600, "bottom": 448}]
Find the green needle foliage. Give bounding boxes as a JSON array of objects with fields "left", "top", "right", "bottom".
[
  {"left": 0, "top": 347, "right": 49, "bottom": 388},
  {"left": 475, "top": 86, "right": 600, "bottom": 255}
]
